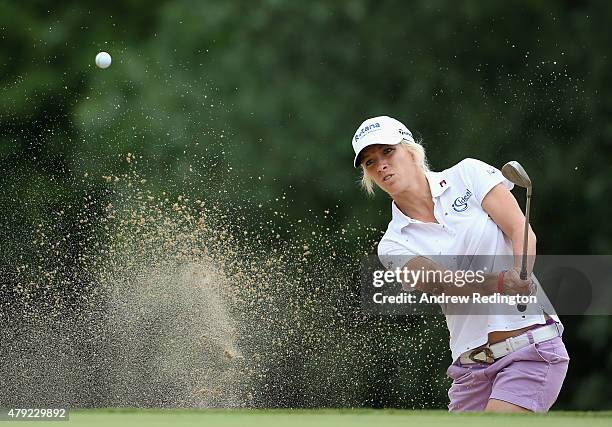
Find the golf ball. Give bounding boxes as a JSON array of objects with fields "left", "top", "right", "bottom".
[{"left": 95, "top": 51, "right": 112, "bottom": 69}]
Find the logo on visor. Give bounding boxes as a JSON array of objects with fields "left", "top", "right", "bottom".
[
  {"left": 452, "top": 189, "right": 473, "bottom": 212},
  {"left": 354, "top": 122, "right": 381, "bottom": 142},
  {"left": 398, "top": 128, "right": 412, "bottom": 138}
]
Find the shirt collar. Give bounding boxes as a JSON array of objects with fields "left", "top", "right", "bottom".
[
  {"left": 389, "top": 170, "right": 451, "bottom": 232},
  {"left": 426, "top": 170, "right": 452, "bottom": 198},
  {"left": 390, "top": 200, "right": 416, "bottom": 232}
]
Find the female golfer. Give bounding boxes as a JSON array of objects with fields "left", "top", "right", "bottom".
[{"left": 352, "top": 115, "right": 569, "bottom": 412}]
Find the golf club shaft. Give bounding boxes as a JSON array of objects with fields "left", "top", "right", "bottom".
[
  {"left": 517, "top": 187, "right": 532, "bottom": 312},
  {"left": 520, "top": 187, "right": 532, "bottom": 280}
]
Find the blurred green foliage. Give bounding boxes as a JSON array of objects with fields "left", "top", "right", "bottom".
[{"left": 1, "top": 0, "right": 611, "bottom": 410}]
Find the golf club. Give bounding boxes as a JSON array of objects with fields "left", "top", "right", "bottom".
[{"left": 501, "top": 161, "right": 532, "bottom": 312}]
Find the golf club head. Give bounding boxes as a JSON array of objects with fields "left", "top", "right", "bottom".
[{"left": 502, "top": 161, "right": 532, "bottom": 189}]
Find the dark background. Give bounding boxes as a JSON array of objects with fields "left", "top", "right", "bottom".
[{"left": 1, "top": 1, "right": 610, "bottom": 409}]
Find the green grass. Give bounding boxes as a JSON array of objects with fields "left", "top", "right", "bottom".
[{"left": 16, "top": 409, "right": 612, "bottom": 427}]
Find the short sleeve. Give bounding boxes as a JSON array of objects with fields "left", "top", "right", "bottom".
[
  {"left": 460, "top": 158, "right": 514, "bottom": 205},
  {"left": 377, "top": 238, "right": 418, "bottom": 271},
  {"left": 378, "top": 239, "right": 422, "bottom": 292}
]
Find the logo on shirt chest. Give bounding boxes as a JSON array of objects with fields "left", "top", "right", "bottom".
[{"left": 452, "top": 189, "right": 473, "bottom": 212}]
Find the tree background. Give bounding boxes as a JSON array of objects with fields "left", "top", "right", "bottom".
[{"left": 1, "top": 0, "right": 610, "bottom": 409}]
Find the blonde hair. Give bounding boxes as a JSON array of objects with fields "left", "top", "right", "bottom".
[{"left": 360, "top": 139, "right": 430, "bottom": 195}]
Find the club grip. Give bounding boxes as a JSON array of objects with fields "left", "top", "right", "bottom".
[{"left": 518, "top": 269, "right": 528, "bottom": 311}]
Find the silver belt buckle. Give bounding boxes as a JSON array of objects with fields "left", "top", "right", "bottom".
[{"left": 469, "top": 347, "right": 495, "bottom": 364}]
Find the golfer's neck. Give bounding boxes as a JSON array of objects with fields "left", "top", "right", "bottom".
[{"left": 393, "top": 177, "right": 436, "bottom": 223}]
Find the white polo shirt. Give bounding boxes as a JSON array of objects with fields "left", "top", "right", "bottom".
[{"left": 377, "top": 158, "right": 562, "bottom": 362}]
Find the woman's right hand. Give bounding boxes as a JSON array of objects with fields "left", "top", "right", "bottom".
[{"left": 503, "top": 268, "right": 535, "bottom": 296}]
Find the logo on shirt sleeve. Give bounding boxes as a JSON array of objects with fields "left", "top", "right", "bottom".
[{"left": 452, "top": 189, "right": 473, "bottom": 212}]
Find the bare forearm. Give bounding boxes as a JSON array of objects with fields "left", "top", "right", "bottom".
[
  {"left": 481, "top": 183, "right": 537, "bottom": 275},
  {"left": 510, "top": 226, "right": 537, "bottom": 274},
  {"left": 404, "top": 257, "right": 498, "bottom": 296},
  {"left": 424, "top": 272, "right": 499, "bottom": 297}
]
